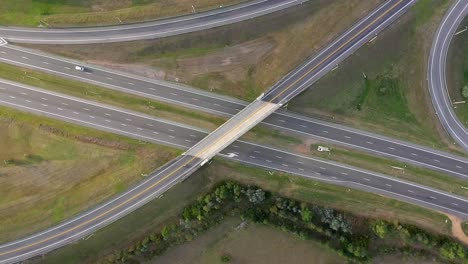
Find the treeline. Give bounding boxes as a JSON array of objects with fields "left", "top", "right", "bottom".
[{"left": 99, "top": 181, "right": 467, "bottom": 263}]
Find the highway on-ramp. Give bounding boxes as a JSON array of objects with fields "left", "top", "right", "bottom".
[
  {"left": 1, "top": 79, "right": 467, "bottom": 263},
  {"left": 0, "top": 0, "right": 305, "bottom": 44},
  {"left": 428, "top": 0, "right": 468, "bottom": 151}
]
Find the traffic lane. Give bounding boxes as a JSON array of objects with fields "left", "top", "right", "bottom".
[
  {"left": 264, "top": 112, "right": 468, "bottom": 178},
  {"left": 0, "top": 80, "right": 207, "bottom": 149},
  {"left": 263, "top": 0, "right": 415, "bottom": 104},
  {"left": 0, "top": 82, "right": 467, "bottom": 218},
  {"left": 428, "top": 0, "right": 468, "bottom": 150},
  {"left": 2, "top": 46, "right": 468, "bottom": 179},
  {"left": 0, "top": 0, "right": 303, "bottom": 44},
  {"left": 0, "top": 45, "right": 244, "bottom": 117},
  {"left": 0, "top": 154, "right": 202, "bottom": 264},
  {"left": 224, "top": 141, "right": 468, "bottom": 218}
]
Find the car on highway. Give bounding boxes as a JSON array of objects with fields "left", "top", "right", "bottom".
[{"left": 75, "top": 65, "right": 85, "bottom": 71}]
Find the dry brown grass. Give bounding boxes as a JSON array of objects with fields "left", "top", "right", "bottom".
[{"left": 0, "top": 108, "right": 179, "bottom": 242}]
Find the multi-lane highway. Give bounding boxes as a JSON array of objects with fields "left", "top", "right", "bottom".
[
  {"left": 428, "top": 0, "right": 468, "bottom": 151},
  {"left": 1, "top": 79, "right": 467, "bottom": 263},
  {"left": 1, "top": 0, "right": 468, "bottom": 262},
  {"left": 0, "top": 0, "right": 305, "bottom": 44},
  {"left": 3, "top": 4, "right": 468, "bottom": 180}
]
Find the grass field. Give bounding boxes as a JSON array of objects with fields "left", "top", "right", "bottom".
[
  {"left": 0, "top": 106, "right": 180, "bottom": 243},
  {"left": 447, "top": 17, "right": 468, "bottom": 127},
  {"left": 153, "top": 217, "right": 346, "bottom": 264},
  {"left": 0, "top": 0, "right": 243, "bottom": 27},
  {"left": 31, "top": 158, "right": 454, "bottom": 264}
]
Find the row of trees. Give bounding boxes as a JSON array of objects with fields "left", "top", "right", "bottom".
[{"left": 99, "top": 181, "right": 468, "bottom": 263}]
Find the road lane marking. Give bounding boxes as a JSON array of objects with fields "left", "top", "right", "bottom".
[
  {"left": 25, "top": 100, "right": 32, "bottom": 103},
  {"left": 340, "top": 172, "right": 348, "bottom": 175},
  {"left": 433, "top": 159, "right": 440, "bottom": 162},
  {"left": 62, "top": 102, "right": 68, "bottom": 106},
  {"left": 9, "top": 96, "right": 15, "bottom": 99},
  {"left": 128, "top": 82, "right": 135, "bottom": 85},
  {"left": 363, "top": 178, "right": 370, "bottom": 181},
  {"left": 456, "top": 165, "right": 463, "bottom": 169},
  {"left": 57, "top": 107, "right": 63, "bottom": 111},
  {"left": 89, "top": 116, "right": 95, "bottom": 118},
  {"left": 105, "top": 119, "right": 111, "bottom": 122},
  {"left": 106, "top": 77, "right": 113, "bottom": 80},
  {"left": 385, "top": 184, "right": 392, "bottom": 187},
  {"left": 266, "top": 160, "right": 272, "bottom": 163},
  {"left": 322, "top": 130, "right": 328, "bottom": 133},
  {"left": 281, "top": 164, "right": 288, "bottom": 167},
  {"left": 411, "top": 153, "right": 418, "bottom": 156},
  {"left": 121, "top": 123, "right": 127, "bottom": 126},
  {"left": 64, "top": 66, "right": 70, "bottom": 70},
  {"left": 42, "top": 61, "right": 49, "bottom": 65},
  {"left": 298, "top": 168, "right": 304, "bottom": 171},
  {"left": 300, "top": 124, "right": 307, "bottom": 128},
  {"left": 125, "top": 118, "right": 132, "bottom": 121},
  {"left": 73, "top": 112, "right": 79, "bottom": 115},
  {"left": 408, "top": 190, "right": 415, "bottom": 193},
  {"left": 344, "top": 136, "right": 351, "bottom": 139},
  {"left": 41, "top": 104, "right": 48, "bottom": 107},
  {"left": 249, "top": 156, "right": 256, "bottom": 159},
  {"left": 21, "top": 56, "right": 28, "bottom": 60},
  {"left": 387, "top": 147, "right": 395, "bottom": 150},
  {"left": 137, "top": 127, "right": 143, "bottom": 130},
  {"left": 366, "top": 141, "right": 373, "bottom": 144}
]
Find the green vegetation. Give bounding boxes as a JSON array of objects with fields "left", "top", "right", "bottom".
[
  {"left": 0, "top": 106, "right": 180, "bottom": 242},
  {"left": 463, "top": 221, "right": 468, "bottom": 237},
  {"left": 93, "top": 181, "right": 467, "bottom": 263},
  {"left": 448, "top": 18, "right": 468, "bottom": 128},
  {"left": 37, "top": 160, "right": 454, "bottom": 263},
  {"left": 0, "top": 0, "right": 243, "bottom": 27}
]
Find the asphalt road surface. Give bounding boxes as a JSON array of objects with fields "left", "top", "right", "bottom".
[
  {"left": 1, "top": 79, "right": 467, "bottom": 263},
  {"left": 0, "top": 0, "right": 304, "bottom": 44},
  {"left": 2, "top": 0, "right": 468, "bottom": 180},
  {"left": 428, "top": 0, "right": 468, "bottom": 151}
]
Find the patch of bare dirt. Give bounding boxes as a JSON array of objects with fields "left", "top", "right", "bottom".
[
  {"left": 178, "top": 38, "right": 275, "bottom": 78},
  {"left": 447, "top": 214, "right": 468, "bottom": 245}
]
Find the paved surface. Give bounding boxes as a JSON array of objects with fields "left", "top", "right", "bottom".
[
  {"left": 1, "top": 80, "right": 467, "bottom": 263},
  {"left": 0, "top": 0, "right": 304, "bottom": 44},
  {"left": 186, "top": 99, "right": 279, "bottom": 160},
  {"left": 428, "top": 0, "right": 468, "bottom": 151},
  {"left": 2, "top": 43, "right": 468, "bottom": 179}
]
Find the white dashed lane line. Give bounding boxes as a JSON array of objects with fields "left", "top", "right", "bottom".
[
  {"left": 89, "top": 116, "right": 95, "bottom": 119},
  {"left": 363, "top": 178, "right": 370, "bottom": 181},
  {"left": 385, "top": 184, "right": 392, "bottom": 187},
  {"left": 41, "top": 104, "right": 48, "bottom": 107},
  {"left": 322, "top": 130, "right": 328, "bottom": 133},
  {"left": 57, "top": 107, "right": 63, "bottom": 111},
  {"left": 300, "top": 125, "right": 307, "bottom": 128},
  {"left": 344, "top": 136, "right": 351, "bottom": 139},
  {"left": 136, "top": 127, "right": 143, "bottom": 130},
  {"left": 249, "top": 156, "right": 256, "bottom": 159},
  {"left": 456, "top": 165, "right": 463, "bottom": 169},
  {"left": 340, "top": 172, "right": 348, "bottom": 175},
  {"left": 73, "top": 112, "right": 79, "bottom": 115},
  {"left": 42, "top": 62, "right": 49, "bottom": 65},
  {"left": 281, "top": 164, "right": 288, "bottom": 167},
  {"left": 433, "top": 159, "right": 440, "bottom": 162},
  {"left": 125, "top": 118, "right": 132, "bottom": 122},
  {"left": 106, "top": 77, "right": 113, "bottom": 80},
  {"left": 105, "top": 119, "right": 111, "bottom": 122},
  {"left": 128, "top": 82, "right": 135, "bottom": 86},
  {"left": 121, "top": 123, "right": 127, "bottom": 126},
  {"left": 429, "top": 196, "right": 437, "bottom": 200},
  {"left": 21, "top": 56, "right": 28, "bottom": 60},
  {"left": 387, "top": 147, "right": 395, "bottom": 150},
  {"left": 298, "top": 168, "right": 304, "bottom": 171},
  {"left": 366, "top": 141, "right": 373, "bottom": 145},
  {"left": 64, "top": 66, "right": 70, "bottom": 70},
  {"left": 408, "top": 190, "right": 415, "bottom": 193},
  {"left": 266, "top": 160, "right": 272, "bottom": 163},
  {"left": 25, "top": 100, "right": 32, "bottom": 103},
  {"left": 62, "top": 102, "right": 68, "bottom": 106},
  {"left": 152, "top": 131, "right": 159, "bottom": 135},
  {"left": 411, "top": 153, "right": 418, "bottom": 156}
]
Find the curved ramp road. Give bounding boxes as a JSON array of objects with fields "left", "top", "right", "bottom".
[
  {"left": 428, "top": 0, "right": 468, "bottom": 150},
  {"left": 0, "top": 0, "right": 304, "bottom": 44},
  {"left": 1, "top": 80, "right": 467, "bottom": 263}
]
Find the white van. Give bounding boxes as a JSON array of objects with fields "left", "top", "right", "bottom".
[{"left": 75, "top": 65, "right": 85, "bottom": 71}]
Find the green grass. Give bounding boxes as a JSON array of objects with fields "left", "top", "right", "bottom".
[
  {"left": 0, "top": 0, "right": 244, "bottom": 27},
  {"left": 0, "top": 105, "right": 180, "bottom": 242},
  {"left": 37, "top": 159, "right": 453, "bottom": 263}
]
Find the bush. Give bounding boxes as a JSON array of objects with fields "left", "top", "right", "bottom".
[
  {"left": 221, "top": 254, "right": 231, "bottom": 262},
  {"left": 462, "top": 86, "right": 468, "bottom": 98}
]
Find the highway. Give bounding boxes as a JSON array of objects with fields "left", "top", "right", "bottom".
[
  {"left": 0, "top": 0, "right": 304, "bottom": 44},
  {"left": 1, "top": 0, "right": 467, "bottom": 261},
  {"left": 1, "top": 79, "right": 467, "bottom": 263},
  {"left": 428, "top": 0, "right": 468, "bottom": 151},
  {"left": 2, "top": 1, "right": 468, "bottom": 179}
]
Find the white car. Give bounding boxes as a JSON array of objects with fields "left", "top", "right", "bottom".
[{"left": 75, "top": 65, "right": 85, "bottom": 71}]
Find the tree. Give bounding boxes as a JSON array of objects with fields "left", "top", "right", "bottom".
[
  {"left": 462, "top": 86, "right": 468, "bottom": 98},
  {"left": 161, "top": 226, "right": 171, "bottom": 240},
  {"left": 440, "top": 242, "right": 466, "bottom": 260}
]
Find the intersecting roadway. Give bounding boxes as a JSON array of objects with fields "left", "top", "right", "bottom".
[
  {"left": 0, "top": 0, "right": 305, "bottom": 44},
  {"left": 2, "top": 0, "right": 468, "bottom": 180},
  {"left": 0, "top": 80, "right": 466, "bottom": 264}
]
